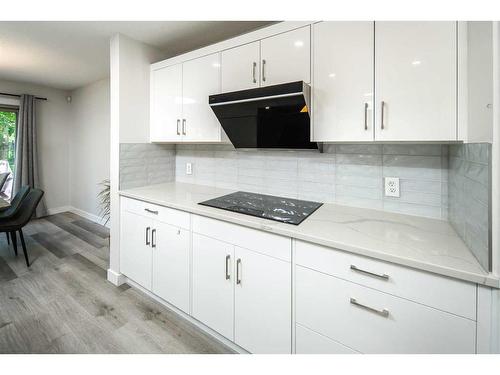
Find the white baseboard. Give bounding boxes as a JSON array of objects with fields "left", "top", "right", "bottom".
[
  {"left": 125, "top": 277, "right": 247, "bottom": 354},
  {"left": 45, "top": 205, "right": 110, "bottom": 228},
  {"left": 107, "top": 269, "right": 125, "bottom": 286},
  {"left": 45, "top": 206, "right": 72, "bottom": 216},
  {"left": 69, "top": 207, "right": 110, "bottom": 228}
]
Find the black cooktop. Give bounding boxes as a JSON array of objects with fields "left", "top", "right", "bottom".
[{"left": 198, "top": 191, "right": 323, "bottom": 225}]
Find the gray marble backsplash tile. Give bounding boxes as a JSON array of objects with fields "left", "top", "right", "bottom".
[
  {"left": 448, "top": 143, "right": 491, "bottom": 271},
  {"left": 175, "top": 143, "right": 449, "bottom": 220},
  {"left": 120, "top": 143, "right": 175, "bottom": 189}
]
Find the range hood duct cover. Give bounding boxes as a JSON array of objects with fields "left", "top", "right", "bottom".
[{"left": 209, "top": 81, "right": 316, "bottom": 149}]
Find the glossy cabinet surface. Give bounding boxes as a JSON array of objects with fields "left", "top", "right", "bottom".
[
  {"left": 260, "top": 26, "right": 311, "bottom": 86},
  {"left": 312, "top": 21, "right": 374, "bottom": 142},
  {"left": 374, "top": 21, "right": 457, "bottom": 141},
  {"left": 221, "top": 41, "right": 260, "bottom": 92},
  {"left": 120, "top": 210, "right": 153, "bottom": 290},
  {"left": 295, "top": 324, "right": 358, "bottom": 354},
  {"left": 296, "top": 265, "right": 476, "bottom": 354},
  {"left": 150, "top": 64, "right": 183, "bottom": 142},
  {"left": 152, "top": 223, "right": 190, "bottom": 313},
  {"left": 150, "top": 53, "right": 223, "bottom": 143},
  {"left": 120, "top": 196, "right": 479, "bottom": 354},
  {"left": 192, "top": 233, "right": 235, "bottom": 340},
  {"left": 234, "top": 246, "right": 291, "bottom": 354},
  {"left": 182, "top": 52, "right": 222, "bottom": 141}
]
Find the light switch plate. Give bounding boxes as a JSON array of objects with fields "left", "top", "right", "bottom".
[
  {"left": 384, "top": 177, "right": 400, "bottom": 197},
  {"left": 186, "top": 162, "right": 193, "bottom": 175}
]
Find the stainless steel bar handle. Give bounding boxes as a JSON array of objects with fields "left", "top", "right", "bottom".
[
  {"left": 151, "top": 229, "right": 156, "bottom": 248},
  {"left": 182, "top": 119, "right": 186, "bottom": 135},
  {"left": 252, "top": 62, "right": 257, "bottom": 84},
  {"left": 145, "top": 227, "right": 150, "bottom": 246},
  {"left": 364, "top": 102, "right": 369, "bottom": 130},
  {"left": 236, "top": 258, "right": 242, "bottom": 285},
  {"left": 225, "top": 255, "right": 231, "bottom": 280},
  {"left": 350, "top": 265, "right": 389, "bottom": 281},
  {"left": 144, "top": 208, "right": 158, "bottom": 215},
  {"left": 380, "top": 101, "right": 385, "bottom": 130},
  {"left": 262, "top": 59, "right": 266, "bottom": 82},
  {"left": 176, "top": 119, "right": 181, "bottom": 135},
  {"left": 350, "top": 297, "right": 389, "bottom": 318}
]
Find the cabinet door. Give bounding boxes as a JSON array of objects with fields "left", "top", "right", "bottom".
[
  {"left": 313, "top": 21, "right": 374, "bottom": 142},
  {"left": 374, "top": 21, "right": 457, "bottom": 141},
  {"left": 222, "top": 41, "right": 260, "bottom": 92},
  {"left": 152, "top": 222, "right": 190, "bottom": 313},
  {"left": 260, "top": 26, "right": 311, "bottom": 86},
  {"left": 150, "top": 64, "right": 183, "bottom": 142},
  {"left": 182, "top": 53, "right": 222, "bottom": 142},
  {"left": 234, "top": 246, "right": 291, "bottom": 353},
  {"left": 120, "top": 211, "right": 153, "bottom": 290},
  {"left": 192, "top": 233, "right": 234, "bottom": 340}
]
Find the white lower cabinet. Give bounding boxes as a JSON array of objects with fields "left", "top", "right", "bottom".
[
  {"left": 192, "top": 233, "right": 235, "bottom": 340},
  {"left": 120, "top": 197, "right": 190, "bottom": 311},
  {"left": 121, "top": 197, "right": 479, "bottom": 354},
  {"left": 295, "top": 265, "right": 476, "bottom": 354},
  {"left": 295, "top": 324, "right": 358, "bottom": 354},
  {"left": 152, "top": 222, "right": 190, "bottom": 313},
  {"left": 191, "top": 217, "right": 292, "bottom": 354},
  {"left": 234, "top": 246, "right": 291, "bottom": 354},
  {"left": 120, "top": 210, "right": 153, "bottom": 290}
]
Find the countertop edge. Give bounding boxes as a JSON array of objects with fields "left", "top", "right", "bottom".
[{"left": 119, "top": 190, "right": 500, "bottom": 288}]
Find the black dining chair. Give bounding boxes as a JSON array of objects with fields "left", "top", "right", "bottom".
[
  {"left": 0, "top": 189, "right": 44, "bottom": 267},
  {"left": 0, "top": 186, "right": 30, "bottom": 247}
]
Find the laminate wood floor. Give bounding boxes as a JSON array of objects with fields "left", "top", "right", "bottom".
[{"left": 0, "top": 212, "right": 232, "bottom": 354}]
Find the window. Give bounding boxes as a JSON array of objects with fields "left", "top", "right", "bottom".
[{"left": 0, "top": 106, "right": 17, "bottom": 173}]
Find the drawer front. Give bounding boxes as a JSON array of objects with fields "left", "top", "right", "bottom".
[
  {"left": 296, "top": 324, "right": 358, "bottom": 354},
  {"left": 121, "top": 196, "right": 190, "bottom": 229},
  {"left": 295, "top": 266, "right": 476, "bottom": 354},
  {"left": 295, "top": 240, "right": 476, "bottom": 320},
  {"left": 192, "top": 215, "right": 291, "bottom": 262}
]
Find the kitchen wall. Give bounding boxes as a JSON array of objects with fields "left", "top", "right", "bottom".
[
  {"left": 69, "top": 78, "right": 110, "bottom": 221},
  {"left": 120, "top": 143, "right": 175, "bottom": 189},
  {"left": 448, "top": 143, "right": 491, "bottom": 271},
  {"left": 0, "top": 79, "right": 71, "bottom": 213},
  {"left": 175, "top": 143, "right": 449, "bottom": 220}
]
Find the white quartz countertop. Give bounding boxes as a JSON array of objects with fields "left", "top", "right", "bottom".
[{"left": 119, "top": 182, "right": 499, "bottom": 288}]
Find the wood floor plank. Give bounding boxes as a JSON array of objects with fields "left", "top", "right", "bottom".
[
  {"left": 0, "top": 211, "right": 233, "bottom": 354},
  {"left": 72, "top": 219, "right": 110, "bottom": 239},
  {"left": 0, "top": 256, "right": 17, "bottom": 282},
  {"left": 30, "top": 231, "right": 77, "bottom": 259},
  {"left": 45, "top": 215, "right": 108, "bottom": 249}
]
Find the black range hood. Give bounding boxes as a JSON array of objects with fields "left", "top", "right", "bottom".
[{"left": 209, "top": 81, "right": 317, "bottom": 149}]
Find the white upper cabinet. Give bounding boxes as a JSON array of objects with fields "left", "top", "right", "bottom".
[
  {"left": 312, "top": 21, "right": 374, "bottom": 142},
  {"left": 260, "top": 26, "right": 311, "bottom": 86},
  {"left": 150, "top": 64, "right": 183, "bottom": 142},
  {"left": 222, "top": 41, "right": 260, "bottom": 92},
  {"left": 374, "top": 21, "right": 457, "bottom": 141},
  {"left": 150, "top": 53, "right": 223, "bottom": 143},
  {"left": 182, "top": 52, "right": 222, "bottom": 142}
]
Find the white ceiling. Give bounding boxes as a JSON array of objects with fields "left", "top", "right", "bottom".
[{"left": 0, "top": 21, "right": 274, "bottom": 91}]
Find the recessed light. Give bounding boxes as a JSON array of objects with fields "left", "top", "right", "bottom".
[
  {"left": 294, "top": 40, "right": 304, "bottom": 47},
  {"left": 212, "top": 62, "right": 221, "bottom": 68},
  {"left": 328, "top": 73, "right": 336, "bottom": 78},
  {"left": 411, "top": 60, "right": 421, "bottom": 66}
]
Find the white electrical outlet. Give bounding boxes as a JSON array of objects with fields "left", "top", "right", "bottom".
[
  {"left": 384, "top": 177, "right": 400, "bottom": 197},
  {"left": 186, "top": 162, "right": 193, "bottom": 175}
]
